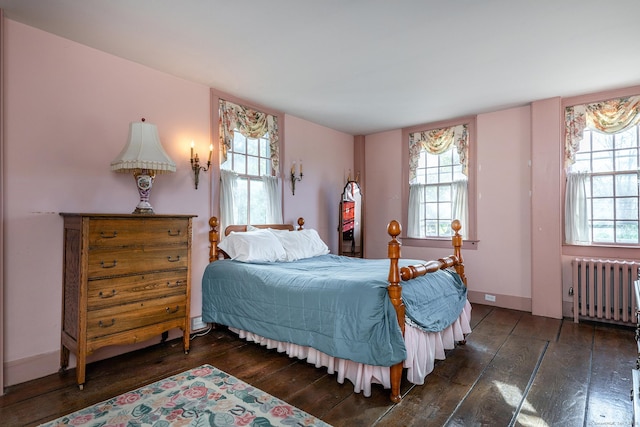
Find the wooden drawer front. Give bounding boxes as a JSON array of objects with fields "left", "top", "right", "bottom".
[
  {"left": 88, "top": 218, "right": 189, "bottom": 248},
  {"left": 88, "top": 270, "right": 187, "bottom": 309},
  {"left": 87, "top": 246, "right": 188, "bottom": 278},
  {"left": 87, "top": 294, "right": 187, "bottom": 339}
]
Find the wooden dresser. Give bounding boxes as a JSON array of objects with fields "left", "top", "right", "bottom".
[{"left": 59, "top": 213, "right": 195, "bottom": 389}]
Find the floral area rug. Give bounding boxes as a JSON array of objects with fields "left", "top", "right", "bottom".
[{"left": 39, "top": 364, "right": 332, "bottom": 426}]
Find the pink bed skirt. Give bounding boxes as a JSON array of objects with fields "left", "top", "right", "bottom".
[{"left": 230, "top": 300, "right": 472, "bottom": 397}]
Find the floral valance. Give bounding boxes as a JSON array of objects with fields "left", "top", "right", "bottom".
[
  {"left": 409, "top": 124, "right": 468, "bottom": 182},
  {"left": 564, "top": 95, "right": 640, "bottom": 169},
  {"left": 219, "top": 99, "right": 280, "bottom": 173}
]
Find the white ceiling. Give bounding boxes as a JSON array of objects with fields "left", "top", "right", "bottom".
[{"left": 2, "top": 0, "right": 640, "bottom": 135}]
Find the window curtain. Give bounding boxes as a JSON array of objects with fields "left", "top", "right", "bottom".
[
  {"left": 219, "top": 169, "right": 239, "bottom": 240},
  {"left": 564, "top": 95, "right": 640, "bottom": 169},
  {"left": 452, "top": 179, "right": 468, "bottom": 239},
  {"left": 407, "top": 183, "right": 426, "bottom": 237},
  {"left": 219, "top": 99, "right": 280, "bottom": 173},
  {"left": 564, "top": 172, "right": 590, "bottom": 244},
  {"left": 408, "top": 124, "right": 468, "bottom": 182},
  {"left": 262, "top": 175, "right": 283, "bottom": 224},
  {"left": 564, "top": 95, "right": 640, "bottom": 244},
  {"left": 407, "top": 181, "right": 468, "bottom": 239}
]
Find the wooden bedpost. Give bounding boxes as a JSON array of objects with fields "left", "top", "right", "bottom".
[
  {"left": 209, "top": 216, "right": 219, "bottom": 263},
  {"left": 451, "top": 219, "right": 467, "bottom": 285},
  {"left": 297, "top": 217, "right": 305, "bottom": 230},
  {"left": 387, "top": 220, "right": 405, "bottom": 403}
]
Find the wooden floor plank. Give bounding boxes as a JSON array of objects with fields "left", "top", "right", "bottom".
[
  {"left": 586, "top": 325, "right": 635, "bottom": 426},
  {"left": 0, "top": 305, "right": 635, "bottom": 427},
  {"left": 447, "top": 335, "right": 547, "bottom": 426}
]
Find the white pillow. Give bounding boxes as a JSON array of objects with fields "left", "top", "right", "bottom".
[
  {"left": 269, "top": 229, "right": 330, "bottom": 261},
  {"left": 218, "top": 229, "right": 287, "bottom": 262}
]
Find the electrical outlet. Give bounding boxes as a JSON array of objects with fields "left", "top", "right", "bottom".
[
  {"left": 190, "top": 316, "right": 208, "bottom": 331},
  {"left": 484, "top": 294, "right": 496, "bottom": 302}
]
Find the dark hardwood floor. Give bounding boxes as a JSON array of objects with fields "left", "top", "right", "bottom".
[{"left": 0, "top": 304, "right": 635, "bottom": 426}]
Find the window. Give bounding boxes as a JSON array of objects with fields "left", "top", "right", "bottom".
[
  {"left": 218, "top": 98, "right": 282, "bottom": 234},
  {"left": 405, "top": 121, "right": 472, "bottom": 241},
  {"left": 411, "top": 146, "right": 466, "bottom": 237},
  {"left": 221, "top": 131, "right": 273, "bottom": 224},
  {"left": 564, "top": 95, "right": 640, "bottom": 246},
  {"left": 567, "top": 126, "right": 639, "bottom": 244}
]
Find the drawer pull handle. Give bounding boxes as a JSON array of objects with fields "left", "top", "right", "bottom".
[
  {"left": 167, "top": 280, "right": 184, "bottom": 288},
  {"left": 100, "top": 231, "right": 118, "bottom": 239},
  {"left": 167, "top": 255, "right": 181, "bottom": 262},
  {"left": 99, "top": 319, "right": 115, "bottom": 328},
  {"left": 98, "top": 290, "right": 117, "bottom": 298},
  {"left": 100, "top": 260, "right": 117, "bottom": 268},
  {"left": 168, "top": 229, "right": 181, "bottom": 236},
  {"left": 166, "top": 306, "right": 180, "bottom": 314}
]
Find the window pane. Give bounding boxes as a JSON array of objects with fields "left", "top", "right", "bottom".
[
  {"left": 249, "top": 179, "right": 266, "bottom": 224},
  {"left": 616, "top": 197, "right": 638, "bottom": 220},
  {"left": 592, "top": 131, "right": 613, "bottom": 151},
  {"left": 233, "top": 133, "right": 246, "bottom": 154},
  {"left": 592, "top": 220, "right": 614, "bottom": 242},
  {"left": 424, "top": 220, "right": 438, "bottom": 235},
  {"left": 235, "top": 178, "right": 249, "bottom": 224},
  {"left": 247, "top": 155, "right": 259, "bottom": 176},
  {"left": 232, "top": 153, "right": 246, "bottom": 174},
  {"left": 438, "top": 185, "right": 451, "bottom": 202},
  {"left": 247, "top": 137, "right": 259, "bottom": 156},
  {"left": 591, "top": 150, "right": 613, "bottom": 173},
  {"left": 616, "top": 173, "right": 638, "bottom": 197},
  {"left": 259, "top": 138, "right": 268, "bottom": 157},
  {"left": 261, "top": 158, "right": 270, "bottom": 176},
  {"left": 616, "top": 221, "right": 639, "bottom": 243},
  {"left": 615, "top": 148, "right": 638, "bottom": 171},
  {"left": 426, "top": 153, "right": 439, "bottom": 168},
  {"left": 439, "top": 202, "right": 451, "bottom": 219},
  {"left": 425, "top": 186, "right": 437, "bottom": 201},
  {"left": 592, "top": 175, "right": 613, "bottom": 197},
  {"left": 592, "top": 198, "right": 613, "bottom": 220},
  {"left": 615, "top": 127, "right": 637, "bottom": 149},
  {"left": 424, "top": 202, "right": 437, "bottom": 219}
]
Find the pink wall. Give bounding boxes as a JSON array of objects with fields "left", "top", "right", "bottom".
[
  {"left": 3, "top": 19, "right": 353, "bottom": 386},
  {"left": 364, "top": 107, "right": 533, "bottom": 312}
]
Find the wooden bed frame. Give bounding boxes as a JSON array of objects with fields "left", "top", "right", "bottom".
[{"left": 207, "top": 216, "right": 467, "bottom": 403}]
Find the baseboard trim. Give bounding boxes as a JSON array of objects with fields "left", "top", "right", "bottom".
[{"left": 467, "top": 290, "right": 532, "bottom": 312}]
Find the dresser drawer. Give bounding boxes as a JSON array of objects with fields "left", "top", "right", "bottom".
[
  {"left": 88, "top": 270, "right": 187, "bottom": 309},
  {"left": 87, "top": 246, "right": 188, "bottom": 278},
  {"left": 87, "top": 294, "right": 187, "bottom": 339},
  {"left": 88, "top": 218, "right": 189, "bottom": 248}
]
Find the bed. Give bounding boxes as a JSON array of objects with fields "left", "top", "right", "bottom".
[{"left": 202, "top": 217, "right": 471, "bottom": 402}]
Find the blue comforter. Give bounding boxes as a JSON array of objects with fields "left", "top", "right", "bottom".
[{"left": 201, "top": 254, "right": 467, "bottom": 367}]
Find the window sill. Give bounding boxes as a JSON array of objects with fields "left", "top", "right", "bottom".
[
  {"left": 562, "top": 243, "right": 639, "bottom": 258},
  {"left": 401, "top": 237, "right": 479, "bottom": 250}
]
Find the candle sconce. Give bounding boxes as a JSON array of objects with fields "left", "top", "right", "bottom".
[
  {"left": 290, "top": 160, "right": 303, "bottom": 195},
  {"left": 190, "top": 141, "right": 212, "bottom": 189}
]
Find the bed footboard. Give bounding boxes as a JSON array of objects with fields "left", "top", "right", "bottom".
[{"left": 386, "top": 219, "right": 466, "bottom": 403}]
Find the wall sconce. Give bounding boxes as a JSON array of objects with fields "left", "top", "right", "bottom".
[
  {"left": 191, "top": 141, "right": 212, "bottom": 189},
  {"left": 290, "top": 159, "right": 303, "bottom": 195},
  {"left": 110, "top": 118, "right": 176, "bottom": 214}
]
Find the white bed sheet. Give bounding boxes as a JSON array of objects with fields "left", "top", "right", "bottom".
[{"left": 230, "top": 299, "right": 472, "bottom": 397}]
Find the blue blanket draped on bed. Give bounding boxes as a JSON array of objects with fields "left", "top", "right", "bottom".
[{"left": 201, "top": 254, "right": 467, "bottom": 367}]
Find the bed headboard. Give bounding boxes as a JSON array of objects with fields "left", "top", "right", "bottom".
[{"left": 208, "top": 217, "right": 305, "bottom": 262}]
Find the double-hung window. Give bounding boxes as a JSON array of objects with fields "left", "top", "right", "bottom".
[
  {"left": 405, "top": 121, "right": 472, "bottom": 240},
  {"left": 218, "top": 99, "right": 282, "bottom": 234},
  {"left": 564, "top": 95, "right": 640, "bottom": 245}
]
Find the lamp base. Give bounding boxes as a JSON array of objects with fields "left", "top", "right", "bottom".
[{"left": 133, "top": 170, "right": 156, "bottom": 215}]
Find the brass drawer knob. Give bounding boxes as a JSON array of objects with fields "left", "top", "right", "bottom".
[
  {"left": 98, "top": 289, "right": 117, "bottom": 298},
  {"left": 100, "top": 260, "right": 117, "bottom": 269},
  {"left": 167, "top": 280, "right": 184, "bottom": 288},
  {"left": 98, "top": 318, "right": 116, "bottom": 328}
]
